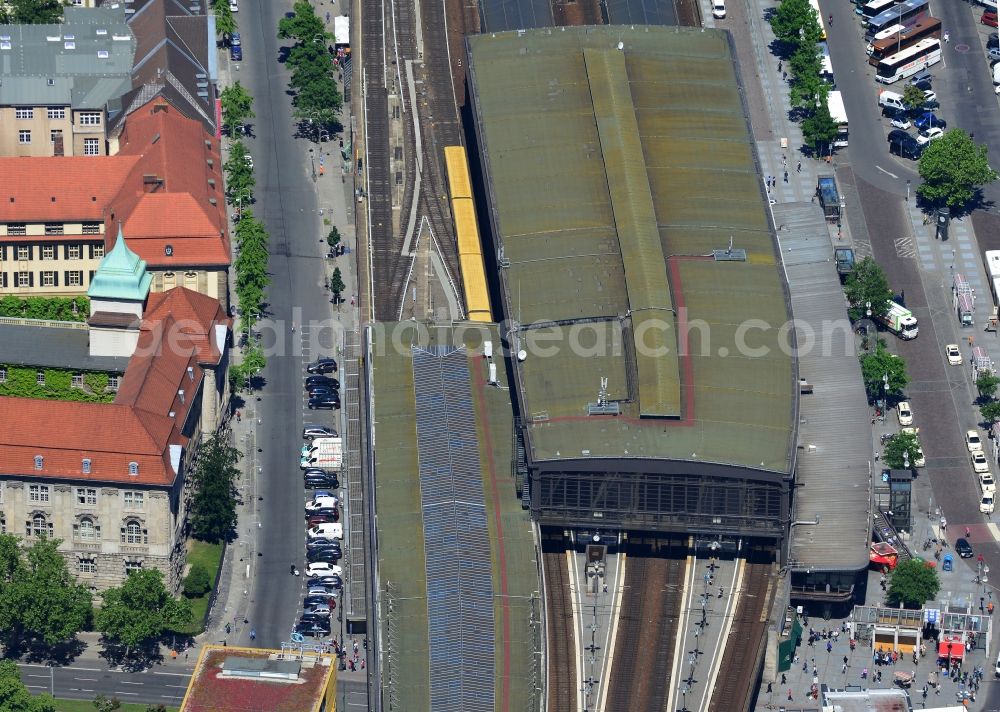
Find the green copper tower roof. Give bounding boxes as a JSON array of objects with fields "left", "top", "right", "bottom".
[{"left": 87, "top": 226, "right": 152, "bottom": 302}]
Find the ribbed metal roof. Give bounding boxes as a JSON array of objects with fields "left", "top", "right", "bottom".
[
  {"left": 776, "top": 202, "right": 871, "bottom": 572},
  {"left": 467, "top": 26, "right": 796, "bottom": 473}
]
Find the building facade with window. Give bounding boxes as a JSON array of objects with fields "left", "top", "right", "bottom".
[
  {"left": 0, "top": 236, "right": 231, "bottom": 591},
  {"left": 0, "top": 98, "right": 230, "bottom": 307},
  {"left": 0, "top": 5, "right": 135, "bottom": 157}
]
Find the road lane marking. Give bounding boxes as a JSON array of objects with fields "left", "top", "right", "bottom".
[
  {"left": 119, "top": 681, "right": 145, "bottom": 685},
  {"left": 152, "top": 671, "right": 192, "bottom": 676},
  {"left": 876, "top": 165, "right": 898, "bottom": 179},
  {"left": 73, "top": 677, "right": 98, "bottom": 681},
  {"left": 989, "top": 523, "right": 1000, "bottom": 540},
  {"left": 113, "top": 691, "right": 140, "bottom": 696}
]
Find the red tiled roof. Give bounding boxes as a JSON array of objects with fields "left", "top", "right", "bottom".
[
  {"left": 0, "top": 287, "right": 230, "bottom": 487},
  {"left": 0, "top": 398, "right": 179, "bottom": 486},
  {"left": 0, "top": 157, "right": 137, "bottom": 222}
]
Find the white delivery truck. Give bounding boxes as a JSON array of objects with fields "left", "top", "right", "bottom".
[
  {"left": 876, "top": 300, "right": 919, "bottom": 339},
  {"left": 300, "top": 437, "right": 344, "bottom": 472}
]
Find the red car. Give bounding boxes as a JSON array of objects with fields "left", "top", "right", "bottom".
[
  {"left": 307, "top": 512, "right": 339, "bottom": 526},
  {"left": 983, "top": 10, "right": 998, "bottom": 27}
]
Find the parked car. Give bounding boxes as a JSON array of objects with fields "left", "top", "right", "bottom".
[
  {"left": 989, "top": 46, "right": 1000, "bottom": 63},
  {"left": 887, "top": 129, "right": 922, "bottom": 159},
  {"left": 230, "top": 44, "right": 242, "bottom": 61},
  {"left": 305, "top": 496, "right": 339, "bottom": 514},
  {"left": 303, "top": 424, "right": 337, "bottom": 439},
  {"left": 230, "top": 32, "right": 241, "bottom": 46},
  {"left": 945, "top": 344, "right": 962, "bottom": 366},
  {"left": 308, "top": 395, "right": 340, "bottom": 410},
  {"left": 916, "top": 126, "right": 944, "bottom": 146},
  {"left": 305, "top": 603, "right": 333, "bottom": 616},
  {"left": 712, "top": 0, "right": 726, "bottom": 18},
  {"left": 973, "top": 451, "right": 991, "bottom": 474},
  {"left": 956, "top": 538, "right": 975, "bottom": 558},
  {"left": 307, "top": 512, "right": 340, "bottom": 526},
  {"left": 307, "top": 358, "right": 338, "bottom": 374},
  {"left": 896, "top": 401, "right": 914, "bottom": 426},
  {"left": 305, "top": 561, "right": 342, "bottom": 577},
  {"left": 306, "top": 537, "right": 340, "bottom": 550},
  {"left": 967, "top": 430, "right": 984, "bottom": 452},
  {"left": 305, "top": 376, "right": 341, "bottom": 389},
  {"left": 984, "top": 10, "right": 999, "bottom": 28},
  {"left": 307, "top": 384, "right": 339, "bottom": 398},
  {"left": 307, "top": 575, "right": 343, "bottom": 589},
  {"left": 307, "top": 549, "right": 342, "bottom": 564},
  {"left": 908, "top": 69, "right": 932, "bottom": 88},
  {"left": 295, "top": 620, "right": 330, "bottom": 637},
  {"left": 305, "top": 473, "right": 339, "bottom": 489},
  {"left": 889, "top": 115, "right": 912, "bottom": 130},
  {"left": 913, "top": 112, "right": 946, "bottom": 131},
  {"left": 990, "top": 32, "right": 1000, "bottom": 50},
  {"left": 304, "top": 594, "right": 337, "bottom": 609},
  {"left": 229, "top": 0, "right": 239, "bottom": 11},
  {"left": 307, "top": 581, "right": 342, "bottom": 595}
]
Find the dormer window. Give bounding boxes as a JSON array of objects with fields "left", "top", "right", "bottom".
[
  {"left": 128, "top": 462, "right": 138, "bottom": 476},
  {"left": 82, "top": 458, "right": 91, "bottom": 474},
  {"left": 33, "top": 455, "right": 43, "bottom": 470}
]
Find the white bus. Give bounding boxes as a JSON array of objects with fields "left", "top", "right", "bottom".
[
  {"left": 875, "top": 37, "right": 942, "bottom": 83},
  {"left": 984, "top": 250, "right": 1000, "bottom": 279},
  {"left": 863, "top": 0, "right": 897, "bottom": 18},
  {"left": 867, "top": 23, "right": 905, "bottom": 54},
  {"left": 827, "top": 90, "right": 849, "bottom": 146},
  {"left": 819, "top": 41, "right": 834, "bottom": 83}
]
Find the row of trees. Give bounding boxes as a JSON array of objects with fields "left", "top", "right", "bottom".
[
  {"left": 768, "top": 0, "right": 838, "bottom": 154},
  {"left": 0, "top": 537, "right": 191, "bottom": 660},
  {"left": 219, "top": 83, "right": 269, "bottom": 391},
  {"left": 278, "top": 0, "right": 342, "bottom": 140}
]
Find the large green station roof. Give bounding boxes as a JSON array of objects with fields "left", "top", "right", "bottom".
[{"left": 467, "top": 25, "right": 796, "bottom": 474}]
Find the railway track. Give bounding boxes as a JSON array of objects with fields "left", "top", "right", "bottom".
[
  {"left": 707, "top": 562, "right": 773, "bottom": 712},
  {"left": 543, "top": 550, "right": 577, "bottom": 712},
  {"left": 606, "top": 555, "right": 685, "bottom": 712}
]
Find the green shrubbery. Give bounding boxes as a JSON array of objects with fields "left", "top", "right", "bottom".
[
  {"left": 0, "top": 365, "right": 117, "bottom": 403},
  {"left": 0, "top": 296, "right": 89, "bottom": 322}
]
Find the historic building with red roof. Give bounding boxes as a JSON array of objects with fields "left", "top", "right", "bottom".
[
  {"left": 0, "top": 230, "right": 231, "bottom": 591},
  {"left": 0, "top": 97, "right": 230, "bottom": 310}
]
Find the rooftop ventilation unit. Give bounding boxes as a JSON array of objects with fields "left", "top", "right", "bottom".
[{"left": 713, "top": 236, "right": 747, "bottom": 262}]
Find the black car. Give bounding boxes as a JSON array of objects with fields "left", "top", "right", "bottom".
[
  {"left": 990, "top": 32, "right": 999, "bottom": 50},
  {"left": 956, "top": 538, "right": 974, "bottom": 558},
  {"left": 887, "top": 129, "right": 922, "bottom": 160},
  {"left": 304, "top": 594, "right": 337, "bottom": 608},
  {"left": 295, "top": 620, "right": 330, "bottom": 637},
  {"left": 230, "top": 44, "right": 242, "bottom": 61},
  {"left": 306, "top": 358, "right": 338, "bottom": 374},
  {"left": 308, "top": 395, "right": 340, "bottom": 410},
  {"left": 306, "top": 537, "right": 340, "bottom": 549},
  {"left": 306, "top": 384, "right": 339, "bottom": 397},
  {"left": 308, "top": 572, "right": 343, "bottom": 585},
  {"left": 307, "top": 549, "right": 342, "bottom": 564},
  {"left": 305, "top": 376, "right": 341, "bottom": 389},
  {"left": 305, "top": 474, "right": 339, "bottom": 489}
]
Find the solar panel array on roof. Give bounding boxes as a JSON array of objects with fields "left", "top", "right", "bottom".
[{"left": 411, "top": 346, "right": 495, "bottom": 712}]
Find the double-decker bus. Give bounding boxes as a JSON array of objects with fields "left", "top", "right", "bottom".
[
  {"left": 866, "top": 0, "right": 929, "bottom": 39},
  {"left": 868, "top": 17, "right": 942, "bottom": 66},
  {"left": 875, "top": 37, "right": 942, "bottom": 83}
]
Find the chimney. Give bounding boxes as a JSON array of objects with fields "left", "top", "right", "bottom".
[
  {"left": 187, "top": 366, "right": 194, "bottom": 381},
  {"left": 178, "top": 389, "right": 185, "bottom": 404}
]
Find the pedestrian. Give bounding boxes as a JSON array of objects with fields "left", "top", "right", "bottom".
[
  {"left": 944, "top": 31, "right": 949, "bottom": 42},
  {"left": 767, "top": 682, "right": 773, "bottom": 694},
  {"left": 185, "top": 651, "right": 189, "bottom": 661},
  {"left": 788, "top": 688, "right": 793, "bottom": 701},
  {"left": 828, "top": 13, "right": 833, "bottom": 25},
  {"left": 797, "top": 161, "right": 802, "bottom": 172},
  {"left": 781, "top": 673, "right": 787, "bottom": 685},
  {"left": 784, "top": 171, "right": 789, "bottom": 183},
  {"left": 827, "top": 641, "right": 832, "bottom": 653},
  {"left": 966, "top": 526, "right": 971, "bottom": 538},
  {"left": 249, "top": 629, "right": 256, "bottom": 641},
  {"left": 941, "top": 516, "right": 947, "bottom": 532},
  {"left": 803, "top": 661, "right": 808, "bottom": 672},
  {"left": 842, "top": 663, "right": 848, "bottom": 674},
  {"left": 236, "top": 410, "right": 241, "bottom": 422},
  {"left": 778, "top": 60, "right": 782, "bottom": 73},
  {"left": 843, "top": 655, "right": 849, "bottom": 665}
]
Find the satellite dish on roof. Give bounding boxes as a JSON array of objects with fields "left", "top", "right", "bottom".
[
  {"left": 517, "top": 349, "right": 527, "bottom": 361},
  {"left": 617, "top": 41, "right": 624, "bottom": 50}
]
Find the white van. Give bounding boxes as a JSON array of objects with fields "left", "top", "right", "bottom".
[
  {"left": 712, "top": 0, "right": 726, "bottom": 18},
  {"left": 307, "top": 523, "right": 344, "bottom": 540},
  {"left": 993, "top": 62, "right": 1000, "bottom": 86},
  {"left": 878, "top": 90, "right": 905, "bottom": 111}
]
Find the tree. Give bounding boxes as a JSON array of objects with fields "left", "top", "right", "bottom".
[
  {"left": 220, "top": 82, "right": 255, "bottom": 136},
  {"left": 977, "top": 372, "right": 1000, "bottom": 400},
  {"left": 327, "top": 227, "right": 341, "bottom": 248},
  {"left": 801, "top": 97, "right": 839, "bottom": 155},
  {"left": 182, "top": 563, "right": 212, "bottom": 598},
  {"left": 329, "top": 267, "right": 346, "bottom": 302},
  {"left": 843, "top": 256, "right": 893, "bottom": 321},
  {"left": 981, "top": 399, "right": 1000, "bottom": 425},
  {"left": 769, "top": 0, "right": 821, "bottom": 47},
  {"left": 230, "top": 345, "right": 266, "bottom": 392},
  {"left": 901, "top": 83, "right": 926, "bottom": 113},
  {"left": 917, "top": 129, "right": 999, "bottom": 210},
  {"left": 0, "top": 659, "right": 56, "bottom": 712},
  {"left": 96, "top": 570, "right": 192, "bottom": 656},
  {"left": 92, "top": 695, "right": 122, "bottom": 712},
  {"left": 883, "top": 430, "right": 921, "bottom": 469},
  {"left": 0, "top": 0, "right": 65, "bottom": 24},
  {"left": 188, "top": 434, "right": 243, "bottom": 543},
  {"left": 859, "top": 343, "right": 909, "bottom": 402},
  {"left": 278, "top": 0, "right": 329, "bottom": 45},
  {"left": 224, "top": 141, "right": 255, "bottom": 206},
  {"left": 214, "top": 1, "right": 236, "bottom": 40},
  {"left": 0, "top": 537, "right": 92, "bottom": 649},
  {"left": 886, "top": 559, "right": 939, "bottom": 608}
]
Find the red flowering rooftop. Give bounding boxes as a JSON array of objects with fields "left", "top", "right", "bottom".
[{"left": 180, "top": 645, "right": 336, "bottom": 712}]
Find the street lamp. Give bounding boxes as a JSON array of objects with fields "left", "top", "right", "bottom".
[{"left": 903, "top": 450, "right": 910, "bottom": 470}]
